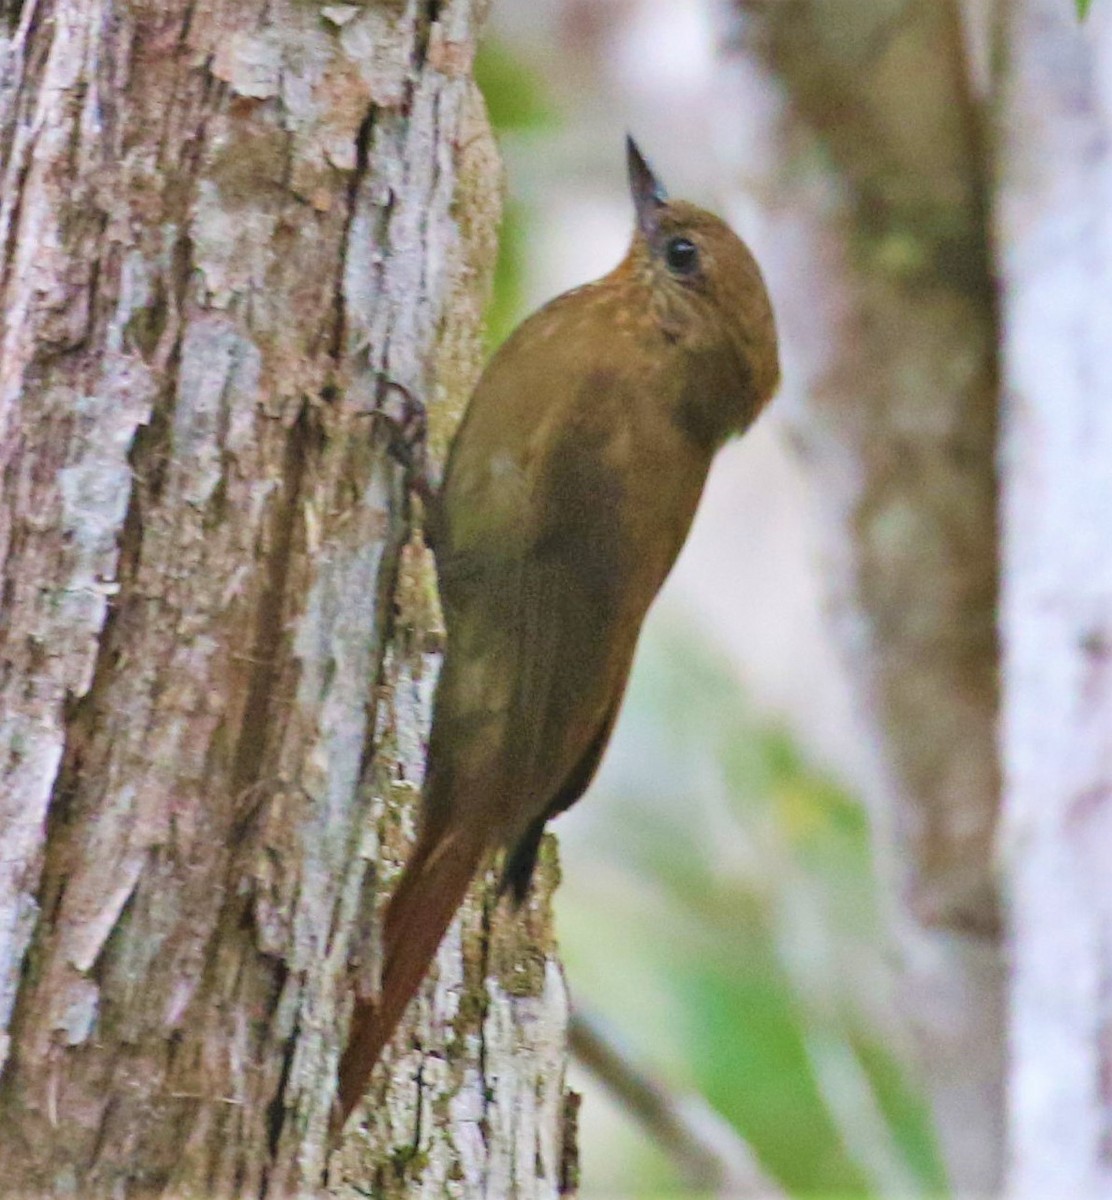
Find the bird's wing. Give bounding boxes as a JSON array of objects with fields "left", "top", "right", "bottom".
[
  {"left": 427, "top": 288, "right": 708, "bottom": 851},
  {"left": 429, "top": 487, "right": 635, "bottom": 848},
  {"left": 428, "top": 357, "right": 645, "bottom": 849},
  {"left": 498, "top": 688, "right": 625, "bottom": 904}
]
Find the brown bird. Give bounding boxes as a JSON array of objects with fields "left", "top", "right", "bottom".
[{"left": 335, "top": 137, "right": 779, "bottom": 1125}]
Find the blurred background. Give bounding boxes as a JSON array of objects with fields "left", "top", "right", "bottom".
[{"left": 475, "top": 2, "right": 983, "bottom": 1196}]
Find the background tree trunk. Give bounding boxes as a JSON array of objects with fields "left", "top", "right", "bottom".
[
  {"left": 0, "top": 1, "right": 574, "bottom": 1195},
  {"left": 719, "top": 1, "right": 1003, "bottom": 1190},
  {"left": 997, "top": 2, "right": 1112, "bottom": 1196}
]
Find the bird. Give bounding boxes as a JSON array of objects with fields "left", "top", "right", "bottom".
[{"left": 335, "top": 136, "right": 779, "bottom": 1126}]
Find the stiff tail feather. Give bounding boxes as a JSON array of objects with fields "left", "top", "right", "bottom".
[{"left": 335, "top": 823, "right": 487, "bottom": 1125}]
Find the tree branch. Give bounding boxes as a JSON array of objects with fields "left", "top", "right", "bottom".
[{"left": 570, "top": 1010, "right": 782, "bottom": 1198}]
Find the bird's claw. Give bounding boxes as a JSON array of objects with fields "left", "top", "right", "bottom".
[{"left": 373, "top": 382, "right": 439, "bottom": 511}]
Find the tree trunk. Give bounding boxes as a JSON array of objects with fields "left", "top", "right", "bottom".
[
  {"left": 0, "top": 1, "right": 573, "bottom": 1195},
  {"left": 719, "top": 2, "right": 1003, "bottom": 1189},
  {"left": 997, "top": 2, "right": 1112, "bottom": 1196}
]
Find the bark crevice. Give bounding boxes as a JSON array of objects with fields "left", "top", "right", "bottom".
[
  {"left": 1, "top": 1, "right": 571, "bottom": 1192},
  {"left": 230, "top": 401, "right": 315, "bottom": 803}
]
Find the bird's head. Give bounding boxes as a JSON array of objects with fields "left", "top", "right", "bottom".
[{"left": 624, "top": 136, "right": 780, "bottom": 427}]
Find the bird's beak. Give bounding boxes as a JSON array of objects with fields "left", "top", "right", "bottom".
[{"left": 626, "top": 135, "right": 667, "bottom": 242}]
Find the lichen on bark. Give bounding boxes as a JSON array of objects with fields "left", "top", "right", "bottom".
[{"left": 0, "top": 1, "right": 573, "bottom": 1195}]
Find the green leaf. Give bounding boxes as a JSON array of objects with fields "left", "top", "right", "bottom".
[{"left": 1078, "top": 0, "right": 1093, "bottom": 18}]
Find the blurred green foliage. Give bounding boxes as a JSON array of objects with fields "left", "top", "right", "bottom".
[
  {"left": 475, "top": 40, "right": 946, "bottom": 1200},
  {"left": 475, "top": 39, "right": 556, "bottom": 133},
  {"left": 474, "top": 40, "right": 556, "bottom": 349},
  {"left": 1077, "top": 0, "right": 1093, "bottom": 18},
  {"left": 558, "top": 621, "right": 947, "bottom": 1198}
]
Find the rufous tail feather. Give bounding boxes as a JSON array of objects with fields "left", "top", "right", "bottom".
[{"left": 335, "top": 823, "right": 487, "bottom": 1125}]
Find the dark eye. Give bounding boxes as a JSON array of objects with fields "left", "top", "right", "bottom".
[{"left": 664, "top": 236, "right": 699, "bottom": 276}]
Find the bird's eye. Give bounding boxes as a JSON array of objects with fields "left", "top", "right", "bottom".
[{"left": 664, "top": 236, "right": 699, "bottom": 276}]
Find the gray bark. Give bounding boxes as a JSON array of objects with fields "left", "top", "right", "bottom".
[
  {"left": 719, "top": 1, "right": 1003, "bottom": 1189},
  {"left": 997, "top": 2, "right": 1112, "bottom": 1196},
  {"left": 0, "top": 1, "right": 573, "bottom": 1195}
]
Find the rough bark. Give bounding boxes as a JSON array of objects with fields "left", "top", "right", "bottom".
[
  {"left": 0, "top": 1, "right": 572, "bottom": 1195},
  {"left": 719, "top": 1, "right": 1003, "bottom": 1189},
  {"left": 996, "top": 2, "right": 1112, "bottom": 1196}
]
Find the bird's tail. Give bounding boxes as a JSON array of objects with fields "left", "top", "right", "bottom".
[{"left": 335, "top": 822, "right": 487, "bottom": 1125}]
